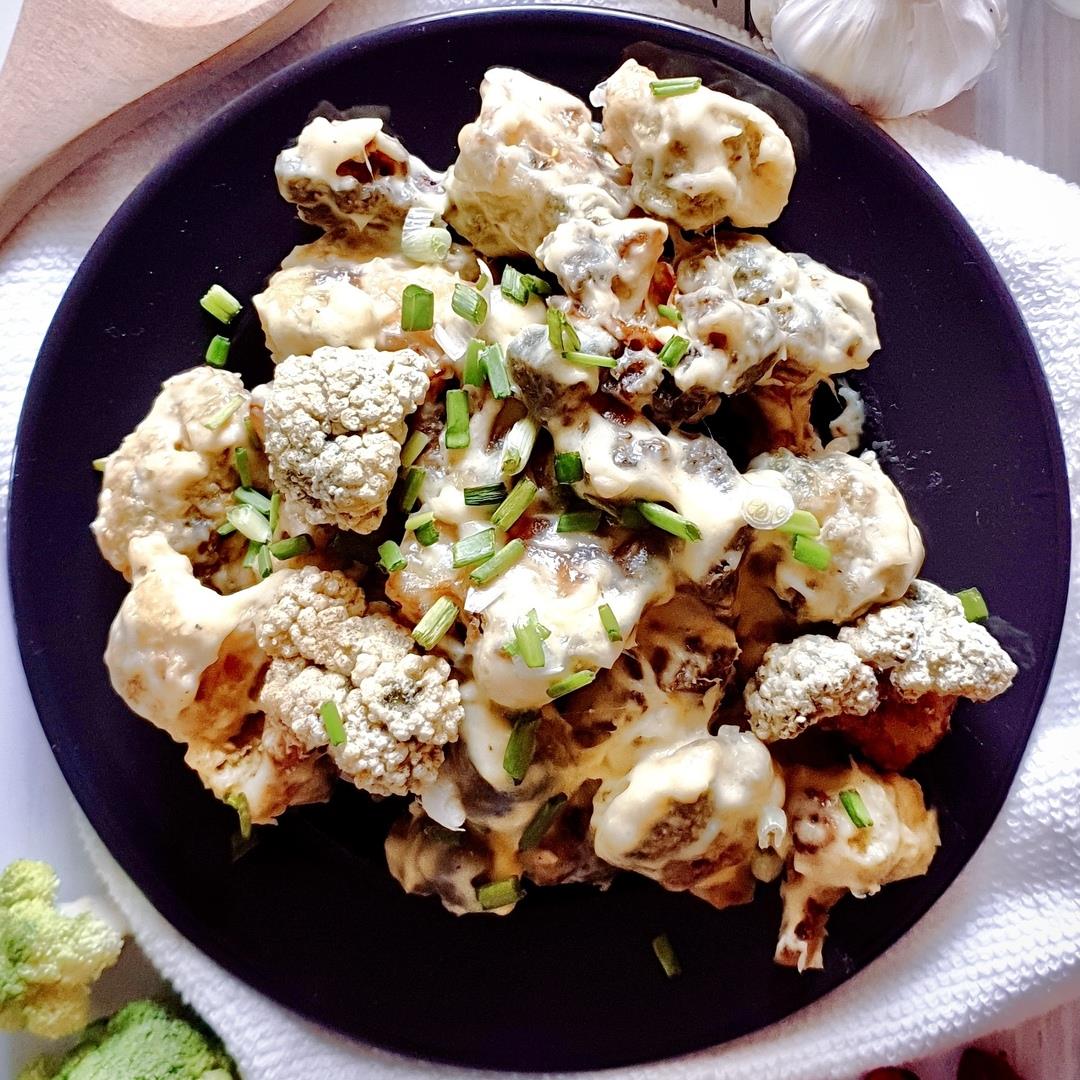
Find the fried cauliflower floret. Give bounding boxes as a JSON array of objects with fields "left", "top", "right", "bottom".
[
  {"left": 92, "top": 367, "right": 261, "bottom": 585},
  {"left": 598, "top": 59, "right": 795, "bottom": 229},
  {"left": 776, "top": 761, "right": 939, "bottom": 971},
  {"left": 256, "top": 567, "right": 463, "bottom": 797},
  {"left": 839, "top": 580, "right": 1018, "bottom": 702},
  {"left": 104, "top": 534, "right": 332, "bottom": 823},
  {"left": 744, "top": 635, "right": 879, "bottom": 741},
  {"left": 260, "top": 345, "right": 431, "bottom": 532},
  {"left": 592, "top": 729, "right": 787, "bottom": 910}
]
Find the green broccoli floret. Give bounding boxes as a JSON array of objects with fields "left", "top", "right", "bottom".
[
  {"left": 0, "top": 861, "right": 124, "bottom": 1037},
  {"left": 18, "top": 999, "right": 238, "bottom": 1079}
]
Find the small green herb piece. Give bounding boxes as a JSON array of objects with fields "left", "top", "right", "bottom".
[
  {"left": 415, "top": 520, "right": 441, "bottom": 547},
  {"left": 637, "top": 500, "right": 702, "bottom": 542},
  {"left": 482, "top": 343, "right": 513, "bottom": 398},
  {"left": 652, "top": 933, "right": 682, "bottom": 978},
  {"left": 546, "top": 669, "right": 597, "bottom": 699},
  {"left": 598, "top": 603, "right": 622, "bottom": 642},
  {"left": 839, "top": 789, "right": 873, "bottom": 829},
  {"left": 268, "top": 534, "right": 313, "bottom": 560},
  {"left": 200, "top": 284, "right": 242, "bottom": 324},
  {"left": 233, "top": 447, "right": 252, "bottom": 489},
  {"left": 554, "top": 451, "right": 584, "bottom": 484},
  {"left": 501, "top": 416, "right": 539, "bottom": 475},
  {"left": 92, "top": 457, "right": 109, "bottom": 472},
  {"left": 462, "top": 339, "right": 485, "bottom": 387},
  {"left": 491, "top": 477, "right": 537, "bottom": 531},
  {"left": 649, "top": 76, "right": 702, "bottom": 97},
  {"left": 956, "top": 587, "right": 989, "bottom": 622},
  {"left": 657, "top": 335, "right": 690, "bottom": 369},
  {"left": 546, "top": 307, "right": 581, "bottom": 354},
  {"left": 234, "top": 487, "right": 272, "bottom": 514},
  {"left": 620, "top": 504, "right": 647, "bottom": 529},
  {"left": 203, "top": 395, "right": 244, "bottom": 431},
  {"left": 476, "top": 877, "right": 524, "bottom": 910},
  {"left": 401, "top": 284, "right": 435, "bottom": 331},
  {"left": 400, "top": 466, "right": 427, "bottom": 511},
  {"left": 268, "top": 491, "right": 281, "bottom": 537},
  {"left": 452, "top": 529, "right": 498, "bottom": 568},
  {"left": 401, "top": 226, "right": 452, "bottom": 264},
  {"left": 463, "top": 483, "right": 507, "bottom": 506},
  {"left": 242, "top": 539, "right": 261, "bottom": 569},
  {"left": 412, "top": 596, "right": 459, "bottom": 649},
  {"left": 500, "top": 265, "right": 530, "bottom": 305},
  {"left": 469, "top": 539, "right": 525, "bottom": 585},
  {"left": 226, "top": 504, "right": 271, "bottom": 544},
  {"left": 400, "top": 430, "right": 430, "bottom": 469},
  {"left": 224, "top": 792, "right": 252, "bottom": 841},
  {"left": 452, "top": 282, "right": 488, "bottom": 325},
  {"left": 405, "top": 511, "right": 435, "bottom": 532},
  {"left": 503, "top": 712, "right": 541, "bottom": 782},
  {"left": 564, "top": 350, "right": 617, "bottom": 369},
  {"left": 513, "top": 619, "right": 547, "bottom": 670},
  {"left": 216, "top": 520, "right": 236, "bottom": 537},
  {"left": 557, "top": 509, "right": 602, "bottom": 533},
  {"left": 792, "top": 534, "right": 832, "bottom": 571},
  {"left": 774, "top": 509, "right": 821, "bottom": 537},
  {"left": 256, "top": 543, "right": 273, "bottom": 579},
  {"left": 205, "top": 334, "right": 231, "bottom": 368},
  {"left": 657, "top": 304, "right": 682, "bottom": 323},
  {"left": 444, "top": 388, "right": 471, "bottom": 450},
  {"left": 518, "top": 794, "right": 568, "bottom": 851},
  {"left": 320, "top": 700, "right": 347, "bottom": 747},
  {"left": 378, "top": 540, "right": 407, "bottom": 573}
]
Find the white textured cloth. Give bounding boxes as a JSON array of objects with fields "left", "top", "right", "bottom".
[{"left": 1, "top": 2, "right": 1078, "bottom": 1078}]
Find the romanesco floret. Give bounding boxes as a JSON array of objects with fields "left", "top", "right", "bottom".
[
  {"left": 744, "top": 635, "right": 879, "bottom": 742},
  {"left": 261, "top": 345, "right": 431, "bottom": 532},
  {"left": 256, "top": 567, "right": 464, "bottom": 796},
  {"left": 18, "top": 998, "right": 237, "bottom": 1080},
  {"left": 0, "top": 862, "right": 123, "bottom": 1038},
  {"left": 838, "top": 580, "right": 1017, "bottom": 702}
]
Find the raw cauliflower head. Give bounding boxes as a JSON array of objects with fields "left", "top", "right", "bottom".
[
  {"left": 598, "top": 59, "right": 795, "bottom": 229},
  {"left": 260, "top": 345, "right": 432, "bottom": 532},
  {"left": 776, "top": 760, "right": 939, "bottom": 971},
  {"left": 256, "top": 566, "right": 464, "bottom": 797},
  {"left": 592, "top": 729, "right": 787, "bottom": 910},
  {"left": 92, "top": 366, "right": 262, "bottom": 586}
]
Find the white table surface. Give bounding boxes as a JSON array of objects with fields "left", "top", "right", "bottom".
[{"left": 0, "top": 0, "right": 1077, "bottom": 1077}]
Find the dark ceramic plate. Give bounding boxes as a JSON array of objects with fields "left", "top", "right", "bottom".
[{"left": 8, "top": 6, "right": 1070, "bottom": 1071}]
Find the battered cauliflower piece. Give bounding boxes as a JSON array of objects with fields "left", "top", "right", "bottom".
[
  {"left": 260, "top": 345, "right": 431, "bottom": 532},
  {"left": 105, "top": 534, "right": 332, "bottom": 823},
  {"left": 839, "top": 580, "right": 1018, "bottom": 702},
  {"left": 446, "top": 67, "right": 632, "bottom": 258},
  {"left": 92, "top": 367, "right": 261, "bottom": 585},
  {"left": 256, "top": 567, "right": 464, "bottom": 797},
  {"left": 747, "top": 450, "right": 924, "bottom": 624},
  {"left": 776, "top": 761, "right": 939, "bottom": 971},
  {"left": 744, "top": 635, "right": 879, "bottom": 742},
  {"left": 598, "top": 59, "right": 795, "bottom": 229},
  {"left": 592, "top": 729, "right": 787, "bottom": 910}
]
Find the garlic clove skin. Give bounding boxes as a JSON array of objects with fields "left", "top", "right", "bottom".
[{"left": 751, "top": 0, "right": 1007, "bottom": 120}]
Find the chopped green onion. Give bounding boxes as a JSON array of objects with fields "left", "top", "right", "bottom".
[
  {"left": 405, "top": 510, "right": 435, "bottom": 532},
  {"left": 452, "top": 283, "right": 488, "bottom": 325},
  {"left": 415, "top": 520, "right": 441, "bottom": 546},
  {"left": 227, "top": 504, "right": 271, "bottom": 544},
  {"left": 469, "top": 539, "right": 525, "bottom": 584},
  {"left": 463, "top": 483, "right": 507, "bottom": 506},
  {"left": 223, "top": 792, "right": 252, "bottom": 840},
  {"left": 518, "top": 794, "right": 568, "bottom": 851},
  {"left": 401, "top": 226, "right": 452, "bottom": 264},
  {"left": 423, "top": 822, "right": 466, "bottom": 846},
  {"left": 501, "top": 416, "right": 539, "bottom": 475},
  {"left": 378, "top": 540, "right": 407, "bottom": 572},
  {"left": 401, "top": 284, "right": 434, "bottom": 331},
  {"left": 205, "top": 334, "right": 231, "bottom": 368},
  {"left": 400, "top": 430, "right": 429, "bottom": 468},
  {"left": 774, "top": 509, "right": 820, "bottom": 537},
  {"left": 444, "top": 388, "right": 471, "bottom": 450},
  {"left": 320, "top": 700, "right": 347, "bottom": 747},
  {"left": 554, "top": 451, "right": 584, "bottom": 484},
  {"left": 203, "top": 395, "right": 244, "bottom": 431},
  {"left": 792, "top": 534, "right": 831, "bottom": 571},
  {"left": 598, "top": 603, "right": 622, "bottom": 642},
  {"left": 452, "top": 529, "right": 497, "bottom": 568},
  {"left": 527, "top": 608, "right": 551, "bottom": 639},
  {"left": 482, "top": 343, "right": 513, "bottom": 399},
  {"left": 242, "top": 540, "right": 261, "bottom": 569},
  {"left": 649, "top": 76, "right": 702, "bottom": 97},
  {"left": 491, "top": 478, "right": 538, "bottom": 531},
  {"left": 520, "top": 272, "right": 551, "bottom": 297},
  {"left": 513, "top": 619, "right": 547, "bottom": 670},
  {"left": 839, "top": 789, "right": 873, "bottom": 829},
  {"left": 956, "top": 587, "right": 989, "bottom": 622},
  {"left": 652, "top": 933, "right": 682, "bottom": 978},
  {"left": 256, "top": 543, "right": 273, "bottom": 579},
  {"left": 200, "top": 284, "right": 242, "bottom": 324},
  {"left": 546, "top": 307, "right": 581, "bottom": 354},
  {"left": 412, "top": 596, "right": 459, "bottom": 649},
  {"left": 400, "top": 466, "right": 426, "bottom": 510},
  {"left": 92, "top": 457, "right": 109, "bottom": 472},
  {"left": 268, "top": 534, "right": 312, "bottom": 560},
  {"left": 234, "top": 487, "right": 272, "bottom": 513},
  {"left": 502, "top": 639, "right": 520, "bottom": 658},
  {"left": 657, "top": 335, "right": 690, "bottom": 369},
  {"left": 564, "top": 350, "right": 617, "bottom": 369},
  {"left": 500, "top": 265, "right": 530, "bottom": 305},
  {"left": 557, "top": 509, "right": 602, "bottom": 533},
  {"left": 476, "top": 877, "right": 524, "bottom": 910},
  {"left": 637, "top": 500, "right": 702, "bottom": 542},
  {"left": 657, "top": 304, "right": 682, "bottom": 323},
  {"left": 268, "top": 492, "right": 281, "bottom": 537},
  {"left": 462, "top": 339, "right": 486, "bottom": 386},
  {"left": 620, "top": 503, "right": 647, "bottom": 529},
  {"left": 216, "top": 520, "right": 236, "bottom": 537},
  {"left": 503, "top": 712, "right": 541, "bottom": 782},
  {"left": 546, "top": 669, "right": 597, "bottom": 699},
  {"left": 233, "top": 447, "right": 252, "bottom": 488}
]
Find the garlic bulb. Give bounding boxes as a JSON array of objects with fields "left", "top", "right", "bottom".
[{"left": 751, "top": 0, "right": 1007, "bottom": 118}]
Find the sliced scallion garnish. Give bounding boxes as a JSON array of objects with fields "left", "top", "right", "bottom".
[
  {"left": 651, "top": 933, "right": 682, "bottom": 978},
  {"left": 268, "top": 492, "right": 281, "bottom": 537},
  {"left": 226, "top": 504, "right": 271, "bottom": 544},
  {"left": 205, "top": 334, "right": 231, "bottom": 368},
  {"left": 657, "top": 335, "right": 690, "bottom": 369},
  {"left": 415, "top": 520, "right": 440, "bottom": 546},
  {"left": 234, "top": 487, "right": 272, "bottom": 514},
  {"left": 400, "top": 466, "right": 426, "bottom": 511},
  {"left": 452, "top": 283, "right": 488, "bottom": 325},
  {"left": 223, "top": 792, "right": 252, "bottom": 841},
  {"left": 462, "top": 339, "right": 486, "bottom": 386},
  {"left": 216, "top": 520, "right": 237, "bottom": 537},
  {"left": 482, "top": 343, "right": 513, "bottom": 399},
  {"left": 546, "top": 307, "right": 581, "bottom": 354},
  {"left": 774, "top": 509, "right": 820, "bottom": 537},
  {"left": 401, "top": 225, "right": 452, "bottom": 264},
  {"left": 557, "top": 509, "right": 601, "bottom": 533},
  {"left": 91, "top": 457, "right": 109, "bottom": 472},
  {"left": 412, "top": 596, "right": 459, "bottom": 649},
  {"left": 620, "top": 504, "right": 647, "bottom": 529},
  {"left": 401, "top": 284, "right": 435, "bottom": 331},
  {"left": 503, "top": 712, "right": 541, "bottom": 782},
  {"left": 491, "top": 477, "right": 538, "bottom": 531},
  {"left": 452, "top": 529, "right": 497, "bottom": 568},
  {"left": 554, "top": 451, "right": 584, "bottom": 484},
  {"left": 649, "top": 76, "right": 702, "bottom": 97},
  {"left": 955, "top": 587, "right": 989, "bottom": 622},
  {"left": 637, "top": 500, "right": 701, "bottom": 542},
  {"left": 501, "top": 416, "right": 539, "bottom": 475},
  {"left": 476, "top": 877, "right": 524, "bottom": 910},
  {"left": 657, "top": 304, "right": 682, "bottom": 323},
  {"left": 839, "top": 789, "right": 873, "bottom": 829},
  {"left": 405, "top": 510, "right": 435, "bottom": 532},
  {"left": 320, "top": 700, "right": 347, "bottom": 747},
  {"left": 513, "top": 619, "right": 546, "bottom": 670},
  {"left": 463, "top": 483, "right": 507, "bottom": 506},
  {"left": 200, "top": 284, "right": 242, "bottom": 324},
  {"left": 242, "top": 539, "right": 261, "bottom": 569},
  {"left": 256, "top": 543, "right": 273, "bottom": 579},
  {"left": 564, "top": 350, "right": 616, "bottom": 369},
  {"left": 444, "top": 388, "right": 471, "bottom": 450},
  {"left": 233, "top": 447, "right": 252, "bottom": 489},
  {"left": 792, "top": 534, "right": 831, "bottom": 571},
  {"left": 400, "top": 430, "right": 430, "bottom": 469},
  {"left": 518, "top": 794, "right": 568, "bottom": 851},
  {"left": 268, "top": 534, "right": 312, "bottom": 560},
  {"left": 598, "top": 603, "right": 622, "bottom": 642},
  {"left": 203, "top": 395, "right": 245, "bottom": 431},
  {"left": 469, "top": 538, "right": 525, "bottom": 584},
  {"left": 378, "top": 540, "right": 407, "bottom": 573},
  {"left": 546, "top": 669, "right": 596, "bottom": 699},
  {"left": 500, "top": 265, "right": 530, "bottom": 305}
]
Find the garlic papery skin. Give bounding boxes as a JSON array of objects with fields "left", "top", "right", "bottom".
[{"left": 750, "top": 0, "right": 1007, "bottom": 119}]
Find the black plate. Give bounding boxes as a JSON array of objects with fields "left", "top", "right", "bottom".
[{"left": 8, "top": 7, "right": 1070, "bottom": 1071}]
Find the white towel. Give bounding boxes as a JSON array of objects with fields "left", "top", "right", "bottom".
[{"left": 1, "top": 2, "right": 1078, "bottom": 1078}]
